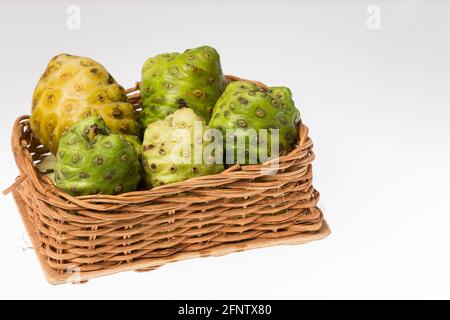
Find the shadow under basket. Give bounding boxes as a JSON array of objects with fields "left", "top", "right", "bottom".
[{"left": 5, "top": 77, "right": 330, "bottom": 285}]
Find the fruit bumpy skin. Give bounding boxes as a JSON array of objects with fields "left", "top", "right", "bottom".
[
  {"left": 140, "top": 46, "right": 226, "bottom": 128},
  {"left": 31, "top": 54, "right": 140, "bottom": 154},
  {"left": 209, "top": 81, "right": 301, "bottom": 165},
  {"left": 54, "top": 116, "right": 142, "bottom": 196},
  {"left": 142, "top": 108, "right": 224, "bottom": 187}
]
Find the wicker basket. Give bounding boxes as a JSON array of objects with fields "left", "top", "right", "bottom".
[{"left": 5, "top": 76, "right": 330, "bottom": 284}]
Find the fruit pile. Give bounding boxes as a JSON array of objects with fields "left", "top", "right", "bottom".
[{"left": 30, "top": 46, "right": 301, "bottom": 196}]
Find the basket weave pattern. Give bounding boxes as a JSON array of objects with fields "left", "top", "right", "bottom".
[{"left": 8, "top": 78, "right": 327, "bottom": 282}]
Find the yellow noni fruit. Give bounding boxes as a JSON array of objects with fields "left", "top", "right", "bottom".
[{"left": 31, "top": 54, "right": 140, "bottom": 154}]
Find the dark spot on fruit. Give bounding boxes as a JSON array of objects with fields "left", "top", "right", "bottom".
[
  {"left": 187, "top": 64, "right": 199, "bottom": 73},
  {"left": 120, "top": 123, "right": 130, "bottom": 133},
  {"left": 150, "top": 163, "right": 157, "bottom": 170},
  {"left": 193, "top": 90, "right": 203, "bottom": 97},
  {"left": 143, "top": 144, "right": 154, "bottom": 151},
  {"left": 61, "top": 169, "right": 69, "bottom": 177},
  {"left": 104, "top": 171, "right": 114, "bottom": 180},
  {"left": 112, "top": 106, "right": 124, "bottom": 118},
  {"left": 68, "top": 138, "right": 76, "bottom": 145},
  {"left": 159, "top": 148, "right": 166, "bottom": 155},
  {"left": 94, "top": 156, "right": 103, "bottom": 165},
  {"left": 103, "top": 141, "right": 112, "bottom": 148},
  {"left": 279, "top": 116, "right": 288, "bottom": 125},
  {"left": 192, "top": 166, "right": 198, "bottom": 173},
  {"left": 114, "top": 185, "right": 122, "bottom": 193},
  {"left": 80, "top": 61, "right": 93, "bottom": 67},
  {"left": 65, "top": 102, "right": 74, "bottom": 112},
  {"left": 238, "top": 97, "right": 248, "bottom": 105},
  {"left": 256, "top": 108, "right": 265, "bottom": 118},
  {"left": 72, "top": 155, "right": 80, "bottom": 163},
  {"left": 47, "top": 120, "right": 55, "bottom": 130},
  {"left": 271, "top": 99, "right": 280, "bottom": 108},
  {"left": 79, "top": 172, "right": 88, "bottom": 178},
  {"left": 170, "top": 166, "right": 177, "bottom": 173},
  {"left": 60, "top": 73, "right": 71, "bottom": 81},
  {"left": 207, "top": 106, "right": 213, "bottom": 113},
  {"left": 90, "top": 68, "right": 98, "bottom": 74},
  {"left": 178, "top": 98, "right": 187, "bottom": 108},
  {"left": 47, "top": 95, "right": 55, "bottom": 103},
  {"left": 121, "top": 153, "right": 128, "bottom": 161},
  {"left": 237, "top": 119, "right": 248, "bottom": 128},
  {"left": 165, "top": 82, "right": 174, "bottom": 89}
]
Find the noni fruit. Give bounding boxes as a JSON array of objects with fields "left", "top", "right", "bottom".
[
  {"left": 140, "top": 46, "right": 226, "bottom": 128},
  {"left": 54, "top": 116, "right": 142, "bottom": 196},
  {"left": 142, "top": 108, "right": 224, "bottom": 187},
  {"left": 31, "top": 54, "right": 140, "bottom": 154},
  {"left": 209, "top": 81, "right": 301, "bottom": 164}
]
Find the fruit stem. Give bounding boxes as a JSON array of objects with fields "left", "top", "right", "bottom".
[{"left": 86, "top": 124, "right": 100, "bottom": 142}]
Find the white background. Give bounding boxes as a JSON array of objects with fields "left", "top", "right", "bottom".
[{"left": 0, "top": 0, "right": 449, "bottom": 299}]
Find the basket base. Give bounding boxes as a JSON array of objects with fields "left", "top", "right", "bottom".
[{"left": 12, "top": 190, "right": 331, "bottom": 285}]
